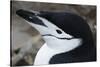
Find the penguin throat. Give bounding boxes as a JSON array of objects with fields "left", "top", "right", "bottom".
[{"left": 34, "top": 43, "right": 65, "bottom": 65}]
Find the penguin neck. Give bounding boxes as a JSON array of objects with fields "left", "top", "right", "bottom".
[{"left": 34, "top": 43, "right": 66, "bottom": 65}]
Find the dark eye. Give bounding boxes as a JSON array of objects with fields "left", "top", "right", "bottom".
[{"left": 56, "top": 29, "right": 62, "bottom": 34}]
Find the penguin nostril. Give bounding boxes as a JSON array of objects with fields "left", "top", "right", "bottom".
[
  {"left": 29, "top": 16, "right": 33, "bottom": 19},
  {"left": 56, "top": 29, "right": 62, "bottom": 34}
]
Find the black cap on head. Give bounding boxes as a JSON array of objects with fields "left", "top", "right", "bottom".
[
  {"left": 38, "top": 11, "right": 95, "bottom": 54},
  {"left": 38, "top": 11, "right": 92, "bottom": 38}
]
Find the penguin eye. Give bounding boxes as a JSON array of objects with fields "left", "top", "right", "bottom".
[{"left": 56, "top": 29, "right": 62, "bottom": 34}]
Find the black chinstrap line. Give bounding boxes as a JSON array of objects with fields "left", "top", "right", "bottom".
[{"left": 42, "top": 34, "right": 75, "bottom": 40}]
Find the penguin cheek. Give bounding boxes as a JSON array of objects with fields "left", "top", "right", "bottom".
[
  {"left": 42, "top": 36, "right": 82, "bottom": 52},
  {"left": 69, "top": 38, "right": 82, "bottom": 48},
  {"left": 58, "top": 38, "right": 82, "bottom": 51},
  {"left": 49, "top": 38, "right": 81, "bottom": 52}
]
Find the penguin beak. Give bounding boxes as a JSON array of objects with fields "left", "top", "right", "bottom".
[
  {"left": 16, "top": 9, "right": 47, "bottom": 27},
  {"left": 16, "top": 9, "right": 37, "bottom": 21}
]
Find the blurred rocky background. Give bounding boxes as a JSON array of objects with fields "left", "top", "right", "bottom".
[{"left": 11, "top": 0, "right": 96, "bottom": 66}]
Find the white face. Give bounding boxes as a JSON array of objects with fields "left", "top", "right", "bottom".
[{"left": 26, "top": 16, "right": 82, "bottom": 52}]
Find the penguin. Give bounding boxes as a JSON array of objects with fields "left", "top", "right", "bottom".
[{"left": 16, "top": 9, "right": 96, "bottom": 65}]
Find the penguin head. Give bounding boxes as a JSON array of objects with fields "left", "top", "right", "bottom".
[{"left": 16, "top": 9, "right": 93, "bottom": 52}]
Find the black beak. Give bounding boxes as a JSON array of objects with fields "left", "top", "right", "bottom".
[
  {"left": 16, "top": 9, "right": 37, "bottom": 20},
  {"left": 16, "top": 9, "right": 47, "bottom": 27}
]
